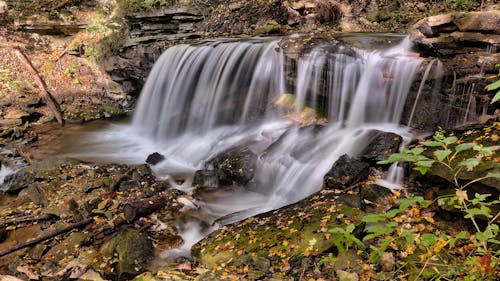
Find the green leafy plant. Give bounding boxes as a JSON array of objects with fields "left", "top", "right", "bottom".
[
  {"left": 362, "top": 196, "right": 433, "bottom": 263},
  {"left": 377, "top": 130, "right": 500, "bottom": 280},
  {"left": 485, "top": 64, "right": 500, "bottom": 104}
]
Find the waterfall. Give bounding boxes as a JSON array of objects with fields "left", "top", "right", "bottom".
[{"left": 66, "top": 36, "right": 428, "bottom": 252}]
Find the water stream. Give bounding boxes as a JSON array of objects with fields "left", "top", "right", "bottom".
[{"left": 63, "top": 35, "right": 433, "bottom": 258}]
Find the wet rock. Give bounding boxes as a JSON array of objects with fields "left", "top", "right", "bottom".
[
  {"left": 361, "top": 131, "right": 402, "bottom": 164},
  {"left": 323, "top": 154, "right": 370, "bottom": 189},
  {"left": 2, "top": 169, "right": 35, "bottom": 193},
  {"left": 100, "top": 228, "right": 153, "bottom": 279},
  {"left": 146, "top": 152, "right": 165, "bottom": 165},
  {"left": 194, "top": 146, "right": 257, "bottom": 189}
]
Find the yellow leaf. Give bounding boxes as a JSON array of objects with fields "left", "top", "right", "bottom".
[{"left": 455, "top": 189, "right": 468, "bottom": 204}]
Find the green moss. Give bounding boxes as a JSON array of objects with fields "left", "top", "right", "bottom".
[{"left": 193, "top": 192, "right": 364, "bottom": 271}]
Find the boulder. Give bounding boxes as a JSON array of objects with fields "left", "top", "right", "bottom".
[
  {"left": 323, "top": 154, "right": 370, "bottom": 189},
  {"left": 145, "top": 152, "right": 165, "bottom": 165}
]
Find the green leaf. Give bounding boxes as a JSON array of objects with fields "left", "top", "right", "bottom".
[
  {"left": 434, "top": 149, "right": 452, "bottom": 161},
  {"left": 365, "top": 225, "right": 394, "bottom": 236},
  {"left": 377, "top": 152, "right": 414, "bottom": 164},
  {"left": 486, "top": 172, "right": 500, "bottom": 179},
  {"left": 410, "top": 147, "right": 425, "bottom": 155},
  {"left": 420, "top": 233, "right": 438, "bottom": 247},
  {"left": 422, "top": 141, "right": 444, "bottom": 147},
  {"left": 491, "top": 90, "right": 500, "bottom": 104},
  {"left": 386, "top": 209, "right": 400, "bottom": 219},
  {"left": 455, "top": 143, "right": 475, "bottom": 153},
  {"left": 401, "top": 230, "right": 416, "bottom": 244},
  {"left": 417, "top": 160, "right": 435, "bottom": 167},
  {"left": 362, "top": 214, "right": 387, "bottom": 223},
  {"left": 485, "top": 79, "right": 500, "bottom": 91},
  {"left": 449, "top": 231, "right": 468, "bottom": 248},
  {"left": 346, "top": 223, "right": 355, "bottom": 233},
  {"left": 442, "top": 136, "right": 458, "bottom": 145},
  {"left": 464, "top": 206, "right": 491, "bottom": 219},
  {"left": 458, "top": 158, "right": 480, "bottom": 169}
]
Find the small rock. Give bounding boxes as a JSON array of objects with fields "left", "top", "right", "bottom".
[
  {"left": 145, "top": 152, "right": 165, "bottom": 165},
  {"left": 336, "top": 270, "right": 359, "bottom": 281},
  {"left": 360, "top": 184, "right": 393, "bottom": 206},
  {"left": 379, "top": 252, "right": 396, "bottom": 272}
]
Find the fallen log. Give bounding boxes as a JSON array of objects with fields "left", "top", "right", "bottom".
[{"left": 11, "top": 47, "right": 63, "bottom": 125}]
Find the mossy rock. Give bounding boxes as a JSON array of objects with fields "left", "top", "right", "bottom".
[
  {"left": 63, "top": 103, "right": 125, "bottom": 124},
  {"left": 192, "top": 191, "right": 364, "bottom": 274},
  {"left": 100, "top": 228, "right": 154, "bottom": 279},
  {"left": 254, "top": 20, "right": 283, "bottom": 35}
]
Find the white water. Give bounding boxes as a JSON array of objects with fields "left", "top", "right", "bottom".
[
  {"left": 65, "top": 36, "right": 428, "bottom": 258},
  {"left": 0, "top": 166, "right": 13, "bottom": 188}
]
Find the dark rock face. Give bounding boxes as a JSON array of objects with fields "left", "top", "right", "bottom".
[
  {"left": 102, "top": 7, "right": 205, "bottom": 95},
  {"left": 406, "top": 11, "right": 500, "bottom": 129},
  {"left": 323, "top": 154, "right": 370, "bottom": 190}
]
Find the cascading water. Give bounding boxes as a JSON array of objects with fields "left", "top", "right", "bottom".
[{"left": 66, "top": 35, "right": 429, "bottom": 257}]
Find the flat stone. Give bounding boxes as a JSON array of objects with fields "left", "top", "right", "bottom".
[
  {"left": 426, "top": 13, "right": 454, "bottom": 27},
  {"left": 454, "top": 11, "right": 500, "bottom": 34}
]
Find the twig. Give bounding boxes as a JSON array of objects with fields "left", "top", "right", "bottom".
[
  {"left": 0, "top": 218, "right": 92, "bottom": 258},
  {"left": 11, "top": 47, "right": 63, "bottom": 125}
]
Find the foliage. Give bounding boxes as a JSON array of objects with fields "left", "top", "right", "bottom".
[
  {"left": 319, "top": 129, "right": 499, "bottom": 279},
  {"left": 375, "top": 130, "right": 500, "bottom": 280},
  {"left": 485, "top": 64, "right": 500, "bottom": 104}
]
